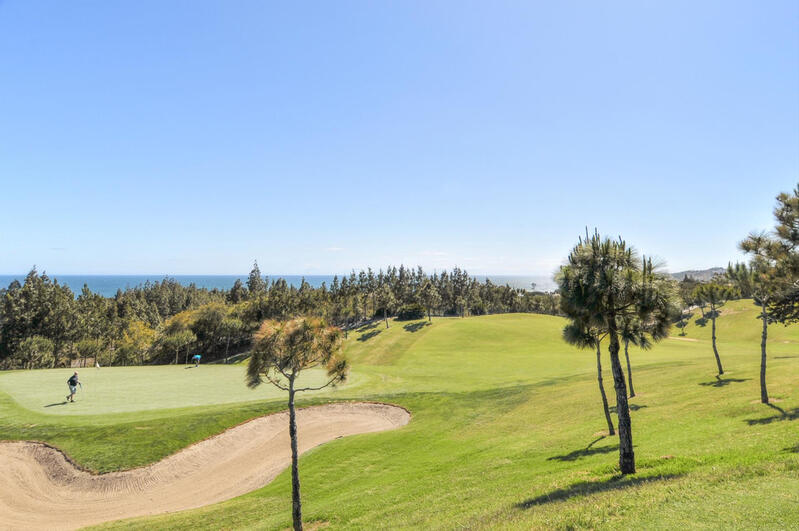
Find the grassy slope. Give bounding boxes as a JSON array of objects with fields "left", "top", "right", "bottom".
[{"left": 0, "top": 300, "right": 797, "bottom": 529}]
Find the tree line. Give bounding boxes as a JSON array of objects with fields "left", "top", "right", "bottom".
[{"left": 0, "top": 265, "right": 560, "bottom": 370}]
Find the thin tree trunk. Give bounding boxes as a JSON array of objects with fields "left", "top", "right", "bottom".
[
  {"left": 428, "top": 307, "right": 431, "bottom": 322},
  {"left": 624, "top": 338, "right": 635, "bottom": 398},
  {"left": 384, "top": 308, "right": 389, "bottom": 329},
  {"left": 225, "top": 336, "right": 231, "bottom": 363},
  {"left": 288, "top": 378, "right": 303, "bottom": 531},
  {"left": 760, "top": 304, "right": 769, "bottom": 404},
  {"left": 596, "top": 340, "right": 615, "bottom": 436},
  {"left": 711, "top": 312, "right": 724, "bottom": 375},
  {"left": 679, "top": 309, "right": 687, "bottom": 336},
  {"left": 608, "top": 325, "right": 635, "bottom": 474}
]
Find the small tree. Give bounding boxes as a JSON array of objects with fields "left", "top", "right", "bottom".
[
  {"left": 119, "top": 320, "right": 157, "bottom": 366},
  {"left": 563, "top": 323, "right": 615, "bottom": 435},
  {"left": 618, "top": 316, "right": 644, "bottom": 398},
  {"left": 377, "top": 284, "right": 395, "bottom": 328},
  {"left": 247, "top": 261, "right": 266, "bottom": 296},
  {"left": 729, "top": 241, "right": 781, "bottom": 404},
  {"left": 677, "top": 276, "right": 699, "bottom": 336},
  {"left": 75, "top": 338, "right": 101, "bottom": 368},
  {"left": 247, "top": 317, "right": 348, "bottom": 531},
  {"left": 692, "top": 282, "right": 738, "bottom": 376},
  {"left": 219, "top": 316, "right": 245, "bottom": 362},
  {"left": 162, "top": 329, "right": 196, "bottom": 365},
  {"left": 418, "top": 280, "right": 441, "bottom": 322},
  {"left": 617, "top": 288, "right": 673, "bottom": 399},
  {"left": 767, "top": 185, "right": 799, "bottom": 323}
]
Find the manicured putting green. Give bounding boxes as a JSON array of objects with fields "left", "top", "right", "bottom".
[{"left": 0, "top": 365, "right": 365, "bottom": 415}]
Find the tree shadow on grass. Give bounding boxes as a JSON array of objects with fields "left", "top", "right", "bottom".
[
  {"left": 774, "top": 355, "right": 799, "bottom": 359},
  {"left": 356, "top": 321, "right": 379, "bottom": 332},
  {"left": 745, "top": 404, "right": 798, "bottom": 425},
  {"left": 547, "top": 436, "right": 618, "bottom": 462},
  {"left": 357, "top": 330, "right": 382, "bottom": 342},
  {"left": 610, "top": 404, "right": 648, "bottom": 413},
  {"left": 44, "top": 401, "right": 68, "bottom": 407},
  {"left": 783, "top": 444, "right": 799, "bottom": 453},
  {"left": 403, "top": 321, "right": 430, "bottom": 333},
  {"left": 699, "top": 376, "right": 750, "bottom": 387},
  {"left": 515, "top": 473, "right": 683, "bottom": 508}
]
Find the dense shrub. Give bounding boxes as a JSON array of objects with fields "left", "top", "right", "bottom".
[{"left": 396, "top": 304, "right": 426, "bottom": 320}]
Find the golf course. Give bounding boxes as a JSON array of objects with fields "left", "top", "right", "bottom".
[{"left": 1, "top": 299, "right": 797, "bottom": 530}]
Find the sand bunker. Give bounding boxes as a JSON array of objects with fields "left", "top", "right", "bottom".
[{"left": 0, "top": 402, "right": 410, "bottom": 530}]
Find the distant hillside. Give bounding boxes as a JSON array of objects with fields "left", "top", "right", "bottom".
[{"left": 670, "top": 267, "right": 725, "bottom": 281}]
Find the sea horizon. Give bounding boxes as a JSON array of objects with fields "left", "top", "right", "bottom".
[{"left": 0, "top": 273, "right": 558, "bottom": 298}]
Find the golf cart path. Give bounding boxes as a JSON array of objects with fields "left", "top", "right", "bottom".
[{"left": 0, "top": 402, "right": 410, "bottom": 530}]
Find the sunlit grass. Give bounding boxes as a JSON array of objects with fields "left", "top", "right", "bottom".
[{"left": 0, "top": 299, "right": 796, "bottom": 528}]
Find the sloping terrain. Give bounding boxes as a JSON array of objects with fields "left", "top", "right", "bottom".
[{"left": 0, "top": 301, "right": 797, "bottom": 529}]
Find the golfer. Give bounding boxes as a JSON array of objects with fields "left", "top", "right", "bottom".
[
  {"left": 192, "top": 354, "right": 201, "bottom": 367},
  {"left": 66, "top": 371, "right": 82, "bottom": 402}
]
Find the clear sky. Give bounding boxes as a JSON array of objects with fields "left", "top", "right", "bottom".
[{"left": 1, "top": 1, "right": 797, "bottom": 276}]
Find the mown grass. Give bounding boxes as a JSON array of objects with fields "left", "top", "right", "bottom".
[
  {"left": 0, "top": 364, "right": 366, "bottom": 416},
  {"left": 0, "top": 299, "right": 797, "bottom": 528}
]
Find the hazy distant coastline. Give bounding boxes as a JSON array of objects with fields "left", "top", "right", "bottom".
[{"left": 0, "top": 274, "right": 557, "bottom": 298}]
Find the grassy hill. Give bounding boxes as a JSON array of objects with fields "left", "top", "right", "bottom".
[
  {"left": 0, "top": 299, "right": 797, "bottom": 529},
  {"left": 670, "top": 267, "right": 725, "bottom": 281}
]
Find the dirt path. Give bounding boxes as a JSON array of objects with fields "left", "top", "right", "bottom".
[{"left": 0, "top": 402, "right": 410, "bottom": 530}]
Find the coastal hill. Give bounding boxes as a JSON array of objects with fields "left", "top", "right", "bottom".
[{"left": 670, "top": 267, "right": 725, "bottom": 281}]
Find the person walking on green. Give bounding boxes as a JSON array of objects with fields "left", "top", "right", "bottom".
[{"left": 66, "top": 371, "right": 82, "bottom": 402}]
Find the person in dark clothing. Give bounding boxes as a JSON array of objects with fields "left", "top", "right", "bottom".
[{"left": 66, "top": 372, "right": 81, "bottom": 402}]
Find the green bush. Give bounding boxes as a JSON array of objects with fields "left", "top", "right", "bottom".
[{"left": 396, "top": 303, "right": 426, "bottom": 320}]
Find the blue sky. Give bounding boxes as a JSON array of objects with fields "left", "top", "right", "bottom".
[{"left": 1, "top": 1, "right": 797, "bottom": 276}]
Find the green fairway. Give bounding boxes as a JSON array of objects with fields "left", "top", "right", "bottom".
[{"left": 1, "top": 300, "right": 797, "bottom": 529}]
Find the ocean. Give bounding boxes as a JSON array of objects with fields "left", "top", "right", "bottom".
[{"left": 0, "top": 274, "right": 556, "bottom": 298}]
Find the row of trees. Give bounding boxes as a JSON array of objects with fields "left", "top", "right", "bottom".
[
  {"left": 686, "top": 186, "right": 798, "bottom": 404},
  {"left": 0, "top": 265, "right": 561, "bottom": 369},
  {"left": 559, "top": 185, "right": 798, "bottom": 475}
]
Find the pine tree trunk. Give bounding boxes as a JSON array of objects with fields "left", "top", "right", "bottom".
[
  {"left": 288, "top": 379, "right": 303, "bottom": 531},
  {"left": 225, "top": 336, "right": 231, "bottom": 363},
  {"left": 428, "top": 308, "right": 431, "bottom": 322},
  {"left": 596, "top": 341, "right": 615, "bottom": 435},
  {"left": 608, "top": 326, "right": 635, "bottom": 474},
  {"left": 624, "top": 338, "right": 635, "bottom": 398},
  {"left": 711, "top": 312, "right": 724, "bottom": 375},
  {"left": 760, "top": 304, "right": 769, "bottom": 404},
  {"left": 384, "top": 308, "right": 389, "bottom": 329}
]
